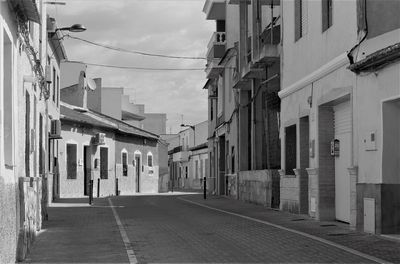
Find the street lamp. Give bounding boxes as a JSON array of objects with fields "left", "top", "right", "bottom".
[{"left": 57, "top": 24, "right": 87, "bottom": 33}]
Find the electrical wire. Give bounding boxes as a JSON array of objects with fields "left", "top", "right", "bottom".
[
  {"left": 65, "top": 60, "right": 206, "bottom": 71},
  {"left": 65, "top": 35, "right": 207, "bottom": 60}
]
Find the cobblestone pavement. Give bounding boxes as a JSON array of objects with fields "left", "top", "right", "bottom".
[{"left": 112, "top": 195, "right": 380, "bottom": 263}]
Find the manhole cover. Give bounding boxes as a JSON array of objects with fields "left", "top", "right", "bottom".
[{"left": 291, "top": 218, "right": 305, "bottom": 221}]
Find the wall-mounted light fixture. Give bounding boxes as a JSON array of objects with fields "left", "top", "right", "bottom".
[{"left": 57, "top": 24, "right": 87, "bottom": 33}]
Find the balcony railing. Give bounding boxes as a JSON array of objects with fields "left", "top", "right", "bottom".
[
  {"left": 205, "top": 32, "right": 226, "bottom": 79},
  {"left": 208, "top": 32, "right": 226, "bottom": 49}
]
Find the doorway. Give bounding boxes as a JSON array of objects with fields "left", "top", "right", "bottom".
[
  {"left": 135, "top": 154, "right": 141, "bottom": 193},
  {"left": 219, "top": 135, "right": 226, "bottom": 195},
  {"left": 334, "top": 100, "right": 351, "bottom": 223},
  {"left": 299, "top": 116, "right": 309, "bottom": 214},
  {"left": 83, "top": 146, "right": 91, "bottom": 196}
]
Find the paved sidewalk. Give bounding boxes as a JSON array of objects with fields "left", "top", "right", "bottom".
[
  {"left": 180, "top": 194, "right": 400, "bottom": 263},
  {"left": 22, "top": 198, "right": 129, "bottom": 263}
]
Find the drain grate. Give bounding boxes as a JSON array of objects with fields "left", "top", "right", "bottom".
[
  {"left": 291, "top": 218, "right": 305, "bottom": 221},
  {"left": 320, "top": 224, "right": 336, "bottom": 227},
  {"left": 327, "top": 233, "right": 349, "bottom": 236}
]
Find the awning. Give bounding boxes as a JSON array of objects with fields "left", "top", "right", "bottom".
[{"left": 11, "top": 0, "right": 41, "bottom": 24}]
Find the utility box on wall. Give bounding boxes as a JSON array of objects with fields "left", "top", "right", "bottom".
[{"left": 364, "top": 198, "right": 375, "bottom": 234}]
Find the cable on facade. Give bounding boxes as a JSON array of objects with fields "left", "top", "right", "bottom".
[{"left": 65, "top": 35, "right": 207, "bottom": 60}]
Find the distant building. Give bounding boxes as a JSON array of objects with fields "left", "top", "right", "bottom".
[
  {"left": 164, "top": 121, "right": 208, "bottom": 190},
  {"left": 59, "top": 64, "right": 168, "bottom": 196},
  {"left": 60, "top": 102, "right": 163, "bottom": 197}
]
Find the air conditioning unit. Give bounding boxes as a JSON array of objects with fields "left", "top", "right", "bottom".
[
  {"left": 49, "top": 120, "right": 62, "bottom": 139},
  {"left": 93, "top": 133, "right": 105, "bottom": 145}
]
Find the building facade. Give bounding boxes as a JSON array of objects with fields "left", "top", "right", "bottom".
[
  {"left": 202, "top": 0, "right": 400, "bottom": 235},
  {"left": 203, "top": 0, "right": 281, "bottom": 206},
  {"left": 60, "top": 102, "right": 163, "bottom": 197},
  {"left": 165, "top": 120, "right": 208, "bottom": 190},
  {"left": 347, "top": 0, "right": 400, "bottom": 234},
  {"left": 0, "top": 0, "right": 64, "bottom": 261}
]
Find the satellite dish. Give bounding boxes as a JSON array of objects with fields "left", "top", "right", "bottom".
[
  {"left": 78, "top": 71, "right": 86, "bottom": 90},
  {"left": 87, "top": 78, "right": 97, "bottom": 91}
]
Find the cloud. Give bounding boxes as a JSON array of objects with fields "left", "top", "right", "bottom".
[{"left": 50, "top": 0, "right": 213, "bottom": 133}]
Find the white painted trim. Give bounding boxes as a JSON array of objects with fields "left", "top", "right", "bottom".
[
  {"left": 121, "top": 149, "right": 128, "bottom": 176},
  {"left": 133, "top": 150, "right": 142, "bottom": 167},
  {"left": 279, "top": 52, "right": 350, "bottom": 99}
]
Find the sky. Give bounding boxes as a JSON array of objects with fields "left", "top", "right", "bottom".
[{"left": 48, "top": 0, "right": 214, "bottom": 134}]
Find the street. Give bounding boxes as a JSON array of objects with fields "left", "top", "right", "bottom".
[{"left": 24, "top": 194, "right": 391, "bottom": 263}]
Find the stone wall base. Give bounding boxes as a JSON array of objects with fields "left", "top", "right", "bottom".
[{"left": 238, "top": 170, "right": 280, "bottom": 208}]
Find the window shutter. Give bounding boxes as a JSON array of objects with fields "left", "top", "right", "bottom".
[
  {"left": 122, "top": 152, "right": 127, "bottom": 176},
  {"left": 100, "top": 148, "right": 108, "bottom": 179},
  {"left": 295, "top": 0, "right": 302, "bottom": 41},
  {"left": 67, "top": 144, "right": 77, "bottom": 179},
  {"left": 301, "top": 0, "right": 308, "bottom": 36}
]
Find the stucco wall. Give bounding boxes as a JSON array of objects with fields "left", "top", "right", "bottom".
[
  {"left": 60, "top": 124, "right": 116, "bottom": 198},
  {"left": 354, "top": 31, "right": 400, "bottom": 184},
  {"left": 1, "top": 1, "right": 50, "bottom": 262},
  {"left": 282, "top": 0, "right": 357, "bottom": 89},
  {"left": 114, "top": 135, "right": 159, "bottom": 193}
]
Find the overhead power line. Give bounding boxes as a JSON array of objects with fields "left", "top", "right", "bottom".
[
  {"left": 65, "top": 35, "right": 207, "bottom": 60},
  {"left": 65, "top": 60, "right": 207, "bottom": 71}
]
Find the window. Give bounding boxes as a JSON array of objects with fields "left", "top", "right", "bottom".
[
  {"left": 147, "top": 153, "right": 153, "bottom": 167},
  {"left": 52, "top": 67, "right": 56, "bottom": 102},
  {"left": 200, "top": 159, "right": 204, "bottom": 179},
  {"left": 322, "top": 0, "right": 333, "bottom": 32},
  {"left": 185, "top": 166, "right": 188, "bottom": 179},
  {"left": 100, "top": 147, "right": 108, "bottom": 179},
  {"left": 295, "top": 0, "right": 308, "bottom": 41},
  {"left": 3, "top": 30, "right": 13, "bottom": 167},
  {"left": 210, "top": 98, "right": 214, "bottom": 121},
  {"left": 231, "top": 146, "right": 235, "bottom": 173},
  {"left": 285, "top": 125, "right": 297, "bottom": 175},
  {"left": 122, "top": 151, "right": 128, "bottom": 176},
  {"left": 56, "top": 75, "right": 60, "bottom": 107},
  {"left": 66, "top": 144, "right": 77, "bottom": 179}
]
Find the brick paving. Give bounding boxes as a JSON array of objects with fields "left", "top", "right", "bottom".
[
  {"left": 23, "top": 198, "right": 128, "bottom": 263},
  {"left": 113, "top": 195, "right": 377, "bottom": 263},
  {"left": 181, "top": 194, "right": 400, "bottom": 263},
  {"left": 23, "top": 194, "right": 400, "bottom": 263}
]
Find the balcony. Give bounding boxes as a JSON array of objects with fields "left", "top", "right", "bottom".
[
  {"left": 203, "top": 0, "right": 226, "bottom": 20},
  {"left": 253, "top": 24, "right": 281, "bottom": 67},
  {"left": 242, "top": 23, "right": 281, "bottom": 80},
  {"left": 205, "top": 32, "right": 226, "bottom": 79}
]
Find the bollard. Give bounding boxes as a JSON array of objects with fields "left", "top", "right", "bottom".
[
  {"left": 97, "top": 178, "right": 100, "bottom": 198},
  {"left": 203, "top": 176, "right": 207, "bottom": 200},
  {"left": 89, "top": 180, "right": 93, "bottom": 205}
]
